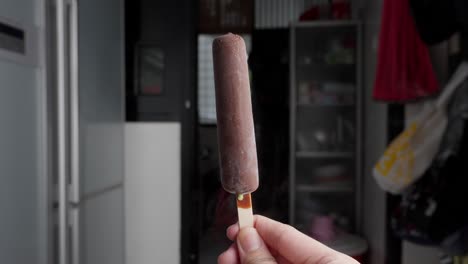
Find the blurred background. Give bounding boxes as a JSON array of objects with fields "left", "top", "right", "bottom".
[{"left": 0, "top": 0, "right": 467, "bottom": 263}]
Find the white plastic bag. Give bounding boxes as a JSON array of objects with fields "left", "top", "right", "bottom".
[{"left": 373, "top": 62, "right": 468, "bottom": 194}]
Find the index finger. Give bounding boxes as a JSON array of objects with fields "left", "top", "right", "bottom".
[{"left": 253, "top": 215, "right": 350, "bottom": 264}]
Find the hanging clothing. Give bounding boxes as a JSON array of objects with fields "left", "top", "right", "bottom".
[
  {"left": 409, "top": 0, "right": 458, "bottom": 45},
  {"left": 410, "top": 0, "right": 468, "bottom": 44},
  {"left": 410, "top": 0, "right": 468, "bottom": 60},
  {"left": 391, "top": 76, "right": 468, "bottom": 253},
  {"left": 373, "top": 63, "right": 468, "bottom": 194},
  {"left": 373, "top": 0, "right": 439, "bottom": 102}
]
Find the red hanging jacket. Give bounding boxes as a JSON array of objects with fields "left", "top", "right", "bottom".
[{"left": 373, "top": 0, "right": 439, "bottom": 102}]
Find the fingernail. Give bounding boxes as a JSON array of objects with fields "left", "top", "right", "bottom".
[{"left": 238, "top": 227, "right": 262, "bottom": 252}]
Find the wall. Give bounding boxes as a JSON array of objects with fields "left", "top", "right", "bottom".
[
  {"left": 125, "top": 123, "right": 181, "bottom": 264},
  {"left": 0, "top": 0, "right": 47, "bottom": 263},
  {"left": 360, "top": 0, "right": 388, "bottom": 263}
]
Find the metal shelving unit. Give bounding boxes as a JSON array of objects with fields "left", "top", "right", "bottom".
[
  {"left": 289, "top": 21, "right": 362, "bottom": 235},
  {"left": 297, "top": 103, "right": 355, "bottom": 107},
  {"left": 296, "top": 151, "right": 354, "bottom": 158},
  {"left": 296, "top": 184, "right": 354, "bottom": 193}
]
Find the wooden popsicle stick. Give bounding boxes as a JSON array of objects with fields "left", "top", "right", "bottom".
[{"left": 237, "top": 193, "right": 254, "bottom": 228}]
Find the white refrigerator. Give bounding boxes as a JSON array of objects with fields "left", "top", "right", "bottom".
[
  {"left": 0, "top": 0, "right": 125, "bottom": 263},
  {"left": 49, "top": 0, "right": 125, "bottom": 263}
]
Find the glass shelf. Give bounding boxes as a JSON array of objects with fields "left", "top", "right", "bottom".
[
  {"left": 296, "top": 63, "right": 355, "bottom": 71},
  {"left": 296, "top": 72, "right": 355, "bottom": 83},
  {"left": 296, "top": 151, "right": 354, "bottom": 158},
  {"left": 296, "top": 183, "right": 354, "bottom": 193},
  {"left": 297, "top": 103, "right": 355, "bottom": 107}
]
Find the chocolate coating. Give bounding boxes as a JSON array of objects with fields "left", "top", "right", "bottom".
[{"left": 213, "top": 33, "right": 259, "bottom": 194}]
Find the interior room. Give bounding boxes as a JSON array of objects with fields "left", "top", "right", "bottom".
[{"left": 0, "top": 0, "right": 467, "bottom": 263}]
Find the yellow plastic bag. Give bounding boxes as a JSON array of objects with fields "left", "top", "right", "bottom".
[{"left": 373, "top": 63, "right": 468, "bottom": 194}]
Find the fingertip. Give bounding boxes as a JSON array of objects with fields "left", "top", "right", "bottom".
[
  {"left": 216, "top": 252, "right": 230, "bottom": 264},
  {"left": 217, "top": 244, "right": 239, "bottom": 264},
  {"left": 237, "top": 227, "right": 265, "bottom": 253},
  {"left": 226, "top": 223, "right": 239, "bottom": 241},
  {"left": 236, "top": 227, "right": 277, "bottom": 264},
  {"left": 252, "top": 214, "right": 268, "bottom": 228}
]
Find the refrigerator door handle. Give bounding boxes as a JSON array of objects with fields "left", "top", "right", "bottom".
[
  {"left": 69, "top": 0, "right": 79, "bottom": 206},
  {"left": 70, "top": 207, "right": 80, "bottom": 264},
  {"left": 69, "top": 0, "right": 80, "bottom": 263},
  {"left": 55, "top": 0, "right": 68, "bottom": 263}
]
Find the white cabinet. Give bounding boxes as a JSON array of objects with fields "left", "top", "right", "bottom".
[{"left": 125, "top": 123, "right": 181, "bottom": 264}]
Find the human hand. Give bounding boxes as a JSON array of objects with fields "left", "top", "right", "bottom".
[{"left": 218, "top": 215, "right": 360, "bottom": 264}]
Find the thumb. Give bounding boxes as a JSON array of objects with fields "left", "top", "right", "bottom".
[{"left": 237, "top": 227, "right": 277, "bottom": 264}]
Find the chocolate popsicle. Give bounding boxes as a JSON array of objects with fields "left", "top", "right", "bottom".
[{"left": 212, "top": 33, "right": 259, "bottom": 195}]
